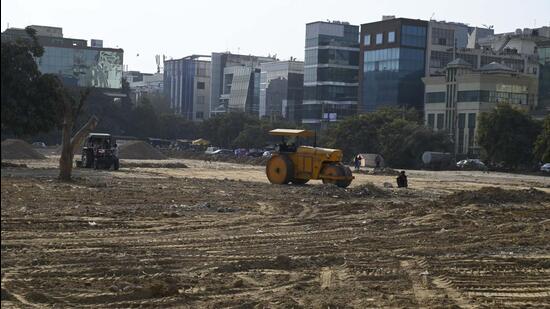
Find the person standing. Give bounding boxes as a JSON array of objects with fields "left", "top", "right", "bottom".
[
  {"left": 375, "top": 155, "right": 381, "bottom": 169},
  {"left": 354, "top": 155, "right": 362, "bottom": 171},
  {"left": 396, "top": 170, "right": 408, "bottom": 188}
]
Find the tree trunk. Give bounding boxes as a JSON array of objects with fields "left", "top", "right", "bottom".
[{"left": 58, "top": 116, "right": 98, "bottom": 181}]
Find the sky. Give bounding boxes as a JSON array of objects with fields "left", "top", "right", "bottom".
[{"left": 2, "top": 0, "right": 549, "bottom": 72}]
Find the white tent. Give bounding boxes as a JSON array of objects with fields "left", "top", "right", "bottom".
[{"left": 357, "top": 153, "right": 385, "bottom": 168}]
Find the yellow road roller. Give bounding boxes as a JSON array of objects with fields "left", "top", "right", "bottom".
[{"left": 266, "top": 129, "right": 354, "bottom": 188}]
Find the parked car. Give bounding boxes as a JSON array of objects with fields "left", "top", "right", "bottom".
[
  {"left": 32, "top": 141, "right": 47, "bottom": 148},
  {"left": 247, "top": 149, "right": 263, "bottom": 157},
  {"left": 541, "top": 163, "right": 550, "bottom": 173},
  {"left": 212, "top": 149, "right": 234, "bottom": 156},
  {"left": 205, "top": 146, "right": 220, "bottom": 155},
  {"left": 262, "top": 151, "right": 272, "bottom": 157},
  {"left": 456, "top": 159, "right": 487, "bottom": 171}
]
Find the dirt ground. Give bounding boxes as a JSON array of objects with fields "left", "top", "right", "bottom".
[{"left": 1, "top": 157, "right": 550, "bottom": 308}]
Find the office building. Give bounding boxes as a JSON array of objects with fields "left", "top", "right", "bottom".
[
  {"left": 303, "top": 21, "right": 359, "bottom": 127},
  {"left": 259, "top": 60, "right": 304, "bottom": 122},
  {"left": 1, "top": 25, "right": 124, "bottom": 89},
  {"left": 210, "top": 52, "right": 276, "bottom": 116},
  {"left": 359, "top": 18, "right": 428, "bottom": 112},
  {"left": 123, "top": 71, "right": 164, "bottom": 105},
  {"left": 422, "top": 59, "right": 538, "bottom": 155},
  {"left": 164, "top": 55, "right": 211, "bottom": 121}
]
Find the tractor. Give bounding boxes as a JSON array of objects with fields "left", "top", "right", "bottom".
[
  {"left": 77, "top": 133, "right": 119, "bottom": 170},
  {"left": 265, "top": 129, "right": 353, "bottom": 188}
]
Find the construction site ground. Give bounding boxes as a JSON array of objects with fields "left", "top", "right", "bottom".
[{"left": 1, "top": 156, "right": 550, "bottom": 308}]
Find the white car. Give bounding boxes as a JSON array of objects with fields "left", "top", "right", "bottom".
[{"left": 541, "top": 163, "right": 550, "bottom": 173}]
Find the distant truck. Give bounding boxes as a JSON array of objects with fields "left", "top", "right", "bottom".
[{"left": 76, "top": 133, "right": 119, "bottom": 170}]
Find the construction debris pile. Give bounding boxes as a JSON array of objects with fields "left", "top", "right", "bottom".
[{"left": 1, "top": 139, "right": 46, "bottom": 160}]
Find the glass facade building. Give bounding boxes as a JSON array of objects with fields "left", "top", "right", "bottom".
[
  {"left": 260, "top": 61, "right": 304, "bottom": 123},
  {"left": 210, "top": 53, "right": 276, "bottom": 117},
  {"left": 303, "top": 21, "right": 359, "bottom": 127},
  {"left": 164, "top": 55, "right": 211, "bottom": 121},
  {"left": 1, "top": 26, "right": 123, "bottom": 89},
  {"left": 359, "top": 18, "right": 428, "bottom": 112}
]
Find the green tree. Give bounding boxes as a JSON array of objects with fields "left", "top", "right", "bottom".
[
  {"left": 201, "top": 112, "right": 260, "bottom": 147},
  {"left": 534, "top": 115, "right": 550, "bottom": 163},
  {"left": 158, "top": 114, "right": 199, "bottom": 140},
  {"left": 1, "top": 27, "right": 64, "bottom": 136},
  {"left": 477, "top": 104, "right": 541, "bottom": 168}
]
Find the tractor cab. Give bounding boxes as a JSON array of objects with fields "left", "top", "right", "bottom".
[
  {"left": 270, "top": 129, "right": 314, "bottom": 153},
  {"left": 265, "top": 129, "right": 353, "bottom": 187},
  {"left": 79, "top": 133, "right": 119, "bottom": 170}
]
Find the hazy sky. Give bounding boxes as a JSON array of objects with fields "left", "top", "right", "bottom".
[{"left": 2, "top": 0, "right": 549, "bottom": 72}]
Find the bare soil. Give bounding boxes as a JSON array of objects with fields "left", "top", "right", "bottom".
[{"left": 1, "top": 157, "right": 550, "bottom": 308}]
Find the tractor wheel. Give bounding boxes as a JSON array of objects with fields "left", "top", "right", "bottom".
[
  {"left": 266, "top": 155, "right": 294, "bottom": 184},
  {"left": 322, "top": 163, "right": 353, "bottom": 188},
  {"left": 291, "top": 178, "right": 309, "bottom": 185}
]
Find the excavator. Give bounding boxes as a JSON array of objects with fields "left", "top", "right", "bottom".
[{"left": 265, "top": 129, "right": 353, "bottom": 188}]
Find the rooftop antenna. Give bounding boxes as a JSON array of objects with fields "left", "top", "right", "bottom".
[
  {"left": 155, "top": 54, "right": 161, "bottom": 73},
  {"left": 430, "top": 12, "right": 435, "bottom": 21}
]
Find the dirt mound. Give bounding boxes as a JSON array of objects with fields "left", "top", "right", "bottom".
[
  {"left": 122, "top": 162, "right": 188, "bottom": 168},
  {"left": 119, "top": 141, "right": 167, "bottom": 160},
  {"left": 445, "top": 187, "right": 550, "bottom": 205},
  {"left": 1, "top": 139, "right": 46, "bottom": 160}
]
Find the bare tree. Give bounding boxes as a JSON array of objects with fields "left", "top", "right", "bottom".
[{"left": 58, "top": 88, "right": 98, "bottom": 181}]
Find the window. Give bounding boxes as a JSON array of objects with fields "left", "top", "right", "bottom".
[
  {"left": 195, "top": 111, "right": 204, "bottom": 119},
  {"left": 376, "top": 33, "right": 383, "bottom": 44},
  {"left": 388, "top": 31, "right": 395, "bottom": 43},
  {"left": 364, "top": 34, "right": 371, "bottom": 46},
  {"left": 436, "top": 113, "right": 444, "bottom": 129},
  {"left": 401, "top": 25, "right": 426, "bottom": 48},
  {"left": 427, "top": 113, "right": 435, "bottom": 128},
  {"left": 197, "top": 81, "right": 205, "bottom": 89},
  {"left": 426, "top": 92, "right": 445, "bottom": 103}
]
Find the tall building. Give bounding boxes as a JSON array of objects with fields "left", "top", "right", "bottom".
[
  {"left": 259, "top": 60, "right": 304, "bottom": 123},
  {"left": 303, "top": 21, "right": 359, "bottom": 128},
  {"left": 359, "top": 18, "right": 428, "bottom": 112},
  {"left": 1, "top": 25, "right": 124, "bottom": 90},
  {"left": 164, "top": 55, "right": 211, "bottom": 121},
  {"left": 422, "top": 59, "right": 538, "bottom": 156},
  {"left": 210, "top": 52, "right": 276, "bottom": 117}
]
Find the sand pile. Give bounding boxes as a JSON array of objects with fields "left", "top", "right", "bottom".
[
  {"left": 1, "top": 139, "right": 46, "bottom": 160},
  {"left": 119, "top": 141, "right": 167, "bottom": 160}
]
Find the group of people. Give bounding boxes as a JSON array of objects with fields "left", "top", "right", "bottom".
[{"left": 353, "top": 154, "right": 408, "bottom": 188}]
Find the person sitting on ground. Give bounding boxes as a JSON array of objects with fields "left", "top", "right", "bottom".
[{"left": 396, "top": 170, "right": 408, "bottom": 188}]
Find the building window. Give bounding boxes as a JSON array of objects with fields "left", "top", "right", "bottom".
[
  {"left": 364, "top": 34, "right": 371, "bottom": 46},
  {"left": 436, "top": 113, "right": 444, "bottom": 129},
  {"left": 426, "top": 92, "right": 446, "bottom": 103},
  {"left": 376, "top": 33, "right": 383, "bottom": 44},
  {"left": 388, "top": 31, "right": 395, "bottom": 43},
  {"left": 196, "top": 111, "right": 204, "bottom": 119},
  {"left": 427, "top": 113, "right": 435, "bottom": 129},
  {"left": 401, "top": 25, "right": 426, "bottom": 48},
  {"left": 197, "top": 81, "right": 205, "bottom": 89}
]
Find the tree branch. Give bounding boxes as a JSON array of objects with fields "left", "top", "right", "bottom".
[{"left": 70, "top": 115, "right": 98, "bottom": 150}]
